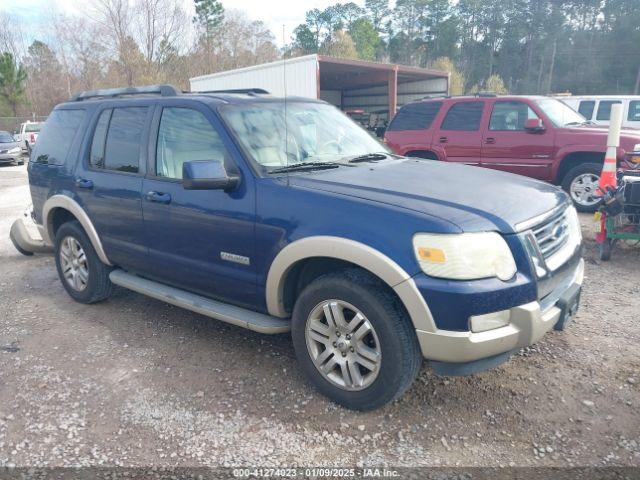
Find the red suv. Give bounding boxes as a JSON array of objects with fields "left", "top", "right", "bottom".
[{"left": 384, "top": 95, "right": 640, "bottom": 211}]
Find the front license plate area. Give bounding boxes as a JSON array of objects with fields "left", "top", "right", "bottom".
[{"left": 554, "top": 284, "right": 581, "bottom": 331}]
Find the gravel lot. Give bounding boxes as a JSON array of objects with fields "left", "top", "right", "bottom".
[{"left": 0, "top": 162, "right": 639, "bottom": 470}]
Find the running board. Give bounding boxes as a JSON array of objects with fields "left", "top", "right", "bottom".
[{"left": 109, "top": 269, "right": 290, "bottom": 334}]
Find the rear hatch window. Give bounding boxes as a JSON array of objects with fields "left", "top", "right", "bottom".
[{"left": 387, "top": 101, "right": 442, "bottom": 131}]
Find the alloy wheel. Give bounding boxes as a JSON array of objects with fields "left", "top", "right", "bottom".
[
  {"left": 59, "top": 236, "right": 89, "bottom": 292},
  {"left": 305, "top": 299, "right": 381, "bottom": 391},
  {"left": 570, "top": 173, "right": 601, "bottom": 207}
]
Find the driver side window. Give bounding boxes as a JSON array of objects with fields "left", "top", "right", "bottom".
[
  {"left": 156, "top": 107, "right": 229, "bottom": 179},
  {"left": 489, "top": 101, "right": 539, "bottom": 131}
]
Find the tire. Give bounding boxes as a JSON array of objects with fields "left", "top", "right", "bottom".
[
  {"left": 291, "top": 269, "right": 422, "bottom": 411},
  {"left": 561, "top": 162, "right": 603, "bottom": 213},
  {"left": 598, "top": 239, "right": 613, "bottom": 261},
  {"left": 54, "top": 220, "right": 113, "bottom": 303}
]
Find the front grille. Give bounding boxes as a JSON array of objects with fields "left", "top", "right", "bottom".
[{"left": 532, "top": 208, "right": 570, "bottom": 260}]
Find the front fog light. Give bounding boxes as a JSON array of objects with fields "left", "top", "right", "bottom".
[{"left": 470, "top": 310, "right": 511, "bottom": 333}]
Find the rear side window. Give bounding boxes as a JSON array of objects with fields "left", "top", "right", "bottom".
[
  {"left": 103, "top": 107, "right": 147, "bottom": 173},
  {"left": 32, "top": 109, "right": 85, "bottom": 165},
  {"left": 89, "top": 109, "right": 111, "bottom": 168},
  {"left": 440, "top": 102, "right": 484, "bottom": 131},
  {"left": 628, "top": 101, "right": 640, "bottom": 122},
  {"left": 596, "top": 100, "right": 622, "bottom": 121},
  {"left": 578, "top": 100, "right": 595, "bottom": 119},
  {"left": 387, "top": 102, "right": 442, "bottom": 131}
]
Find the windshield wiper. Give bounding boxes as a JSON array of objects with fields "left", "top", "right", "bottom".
[
  {"left": 347, "top": 152, "right": 391, "bottom": 163},
  {"left": 268, "top": 162, "right": 341, "bottom": 174}
]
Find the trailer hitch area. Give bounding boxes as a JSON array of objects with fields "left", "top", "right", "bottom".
[{"left": 9, "top": 217, "right": 53, "bottom": 256}]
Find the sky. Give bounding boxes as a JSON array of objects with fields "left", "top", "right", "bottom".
[{"left": 0, "top": 0, "right": 367, "bottom": 47}]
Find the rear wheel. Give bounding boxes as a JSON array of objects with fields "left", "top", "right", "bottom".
[
  {"left": 54, "top": 221, "right": 113, "bottom": 303},
  {"left": 561, "top": 162, "right": 603, "bottom": 212},
  {"left": 291, "top": 269, "right": 422, "bottom": 411},
  {"left": 598, "top": 239, "right": 613, "bottom": 261}
]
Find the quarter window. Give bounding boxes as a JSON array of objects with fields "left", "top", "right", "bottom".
[
  {"left": 628, "top": 101, "right": 640, "bottom": 122},
  {"left": 440, "top": 102, "right": 484, "bottom": 131},
  {"left": 156, "top": 107, "right": 229, "bottom": 179},
  {"left": 489, "top": 101, "right": 539, "bottom": 131},
  {"left": 578, "top": 100, "right": 595, "bottom": 120},
  {"left": 387, "top": 102, "right": 442, "bottom": 131},
  {"left": 596, "top": 100, "right": 622, "bottom": 121},
  {"left": 31, "top": 109, "right": 85, "bottom": 166},
  {"left": 103, "top": 107, "right": 148, "bottom": 173}
]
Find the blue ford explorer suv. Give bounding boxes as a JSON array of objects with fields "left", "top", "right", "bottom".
[{"left": 11, "top": 85, "right": 584, "bottom": 410}]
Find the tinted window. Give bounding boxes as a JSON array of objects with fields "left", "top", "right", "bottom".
[
  {"left": 440, "top": 102, "right": 484, "bottom": 131},
  {"left": 578, "top": 100, "right": 595, "bottom": 119},
  {"left": 90, "top": 109, "right": 111, "bottom": 168},
  {"left": 387, "top": 102, "right": 442, "bottom": 131},
  {"left": 156, "top": 107, "right": 229, "bottom": 179},
  {"left": 628, "top": 101, "right": 640, "bottom": 122},
  {"left": 103, "top": 107, "right": 147, "bottom": 173},
  {"left": 32, "top": 109, "right": 85, "bottom": 165},
  {"left": 25, "top": 123, "right": 42, "bottom": 132},
  {"left": 596, "top": 100, "right": 622, "bottom": 121},
  {"left": 489, "top": 101, "right": 539, "bottom": 131}
]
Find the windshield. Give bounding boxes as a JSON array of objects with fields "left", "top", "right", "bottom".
[
  {"left": 535, "top": 98, "right": 586, "bottom": 127},
  {"left": 220, "top": 102, "right": 388, "bottom": 172},
  {"left": 25, "top": 123, "right": 42, "bottom": 132},
  {"left": 0, "top": 131, "right": 15, "bottom": 143}
]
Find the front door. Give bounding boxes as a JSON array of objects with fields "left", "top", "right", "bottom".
[
  {"left": 141, "top": 103, "right": 257, "bottom": 308},
  {"left": 481, "top": 100, "right": 556, "bottom": 180},
  {"left": 75, "top": 105, "right": 151, "bottom": 271},
  {"left": 433, "top": 100, "right": 485, "bottom": 166}
]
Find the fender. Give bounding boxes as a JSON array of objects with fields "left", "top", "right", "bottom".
[
  {"left": 552, "top": 145, "right": 607, "bottom": 181},
  {"left": 42, "top": 194, "right": 112, "bottom": 266},
  {"left": 265, "top": 236, "right": 437, "bottom": 333}
]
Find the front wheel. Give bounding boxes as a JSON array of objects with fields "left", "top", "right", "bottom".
[
  {"left": 561, "top": 163, "right": 603, "bottom": 213},
  {"left": 291, "top": 269, "right": 422, "bottom": 411},
  {"left": 54, "top": 220, "right": 113, "bottom": 303}
]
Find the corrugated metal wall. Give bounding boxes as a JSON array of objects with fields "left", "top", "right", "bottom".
[
  {"left": 341, "top": 78, "right": 449, "bottom": 114},
  {"left": 189, "top": 55, "right": 318, "bottom": 98}
]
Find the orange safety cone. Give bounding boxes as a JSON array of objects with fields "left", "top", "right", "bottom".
[{"left": 597, "top": 146, "right": 618, "bottom": 195}]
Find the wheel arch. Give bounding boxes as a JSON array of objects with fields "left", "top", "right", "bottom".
[
  {"left": 265, "top": 236, "right": 436, "bottom": 333},
  {"left": 42, "top": 195, "right": 112, "bottom": 266},
  {"left": 555, "top": 151, "right": 604, "bottom": 184}
]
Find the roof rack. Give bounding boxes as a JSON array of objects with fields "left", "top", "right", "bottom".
[
  {"left": 71, "top": 84, "right": 181, "bottom": 102},
  {"left": 197, "top": 88, "right": 270, "bottom": 95},
  {"left": 422, "top": 93, "right": 450, "bottom": 100},
  {"left": 475, "top": 91, "right": 497, "bottom": 97}
]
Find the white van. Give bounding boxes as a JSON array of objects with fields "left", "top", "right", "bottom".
[{"left": 554, "top": 96, "right": 640, "bottom": 129}]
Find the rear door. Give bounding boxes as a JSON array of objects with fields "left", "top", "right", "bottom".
[
  {"left": 141, "top": 102, "right": 257, "bottom": 308},
  {"left": 433, "top": 100, "right": 485, "bottom": 166},
  {"left": 480, "top": 99, "right": 556, "bottom": 180},
  {"left": 75, "top": 104, "right": 151, "bottom": 271}
]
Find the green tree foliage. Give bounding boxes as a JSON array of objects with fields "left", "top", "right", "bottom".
[
  {"left": 0, "top": 52, "right": 26, "bottom": 116},
  {"left": 349, "top": 18, "right": 380, "bottom": 60},
  {"left": 292, "top": 0, "right": 640, "bottom": 94},
  {"left": 193, "top": 0, "right": 224, "bottom": 39}
]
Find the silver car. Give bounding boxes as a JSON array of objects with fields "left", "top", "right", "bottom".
[{"left": 0, "top": 130, "right": 24, "bottom": 165}]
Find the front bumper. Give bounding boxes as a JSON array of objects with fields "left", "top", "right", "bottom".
[
  {"left": 416, "top": 258, "right": 584, "bottom": 363},
  {"left": 0, "top": 153, "right": 21, "bottom": 163}
]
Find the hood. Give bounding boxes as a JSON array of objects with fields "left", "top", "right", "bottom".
[
  {"left": 287, "top": 159, "right": 569, "bottom": 234},
  {"left": 0, "top": 140, "right": 20, "bottom": 150},
  {"left": 557, "top": 126, "right": 640, "bottom": 152}
]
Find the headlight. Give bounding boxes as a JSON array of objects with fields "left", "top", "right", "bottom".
[
  {"left": 565, "top": 205, "right": 582, "bottom": 243},
  {"left": 8, "top": 146, "right": 21, "bottom": 154},
  {"left": 413, "top": 232, "right": 517, "bottom": 281}
]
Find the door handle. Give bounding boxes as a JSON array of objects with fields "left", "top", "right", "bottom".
[
  {"left": 439, "top": 136, "right": 448, "bottom": 143},
  {"left": 485, "top": 137, "right": 496, "bottom": 144},
  {"left": 75, "top": 178, "right": 93, "bottom": 189},
  {"left": 145, "top": 191, "right": 172, "bottom": 204}
]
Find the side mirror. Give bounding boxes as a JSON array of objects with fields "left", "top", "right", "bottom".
[
  {"left": 182, "top": 160, "right": 240, "bottom": 191},
  {"left": 524, "top": 118, "right": 545, "bottom": 133}
]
